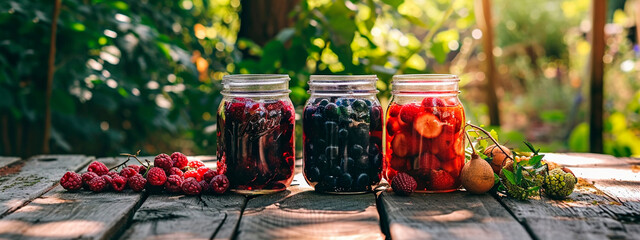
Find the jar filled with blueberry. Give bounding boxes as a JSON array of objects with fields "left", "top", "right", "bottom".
[
  {"left": 217, "top": 74, "right": 295, "bottom": 194},
  {"left": 303, "top": 75, "right": 383, "bottom": 193}
]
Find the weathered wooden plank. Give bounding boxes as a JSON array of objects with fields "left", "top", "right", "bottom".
[
  {"left": 0, "top": 157, "right": 20, "bottom": 169},
  {"left": 118, "top": 156, "right": 247, "bottom": 240},
  {"left": 0, "top": 157, "right": 148, "bottom": 239},
  {"left": 0, "top": 155, "right": 93, "bottom": 217},
  {"left": 118, "top": 194, "right": 246, "bottom": 240},
  {"left": 379, "top": 191, "right": 531, "bottom": 240},
  {"left": 235, "top": 173, "right": 384, "bottom": 240},
  {"left": 496, "top": 153, "right": 640, "bottom": 239}
]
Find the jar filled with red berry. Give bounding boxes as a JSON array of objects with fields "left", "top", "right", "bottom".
[
  {"left": 216, "top": 74, "right": 295, "bottom": 194},
  {"left": 385, "top": 74, "right": 465, "bottom": 193},
  {"left": 302, "top": 75, "right": 383, "bottom": 194}
]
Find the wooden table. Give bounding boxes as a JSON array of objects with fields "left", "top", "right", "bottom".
[{"left": 0, "top": 153, "right": 638, "bottom": 239}]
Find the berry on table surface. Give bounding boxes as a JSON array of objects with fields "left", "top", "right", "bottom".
[
  {"left": 107, "top": 171, "right": 120, "bottom": 179},
  {"left": 164, "top": 175, "right": 184, "bottom": 193},
  {"left": 391, "top": 173, "right": 417, "bottom": 196},
  {"left": 88, "top": 176, "right": 107, "bottom": 192},
  {"left": 101, "top": 175, "right": 113, "bottom": 190},
  {"left": 81, "top": 172, "right": 99, "bottom": 190},
  {"left": 211, "top": 174, "right": 230, "bottom": 194},
  {"left": 184, "top": 170, "right": 202, "bottom": 182},
  {"left": 543, "top": 168, "right": 577, "bottom": 199},
  {"left": 111, "top": 175, "right": 127, "bottom": 192},
  {"left": 182, "top": 177, "right": 202, "bottom": 195},
  {"left": 199, "top": 180, "right": 212, "bottom": 194},
  {"left": 197, "top": 167, "right": 210, "bottom": 178},
  {"left": 128, "top": 174, "right": 147, "bottom": 192},
  {"left": 203, "top": 168, "right": 218, "bottom": 182},
  {"left": 171, "top": 152, "right": 189, "bottom": 169},
  {"left": 147, "top": 167, "right": 167, "bottom": 186},
  {"left": 120, "top": 167, "right": 138, "bottom": 178},
  {"left": 188, "top": 160, "right": 205, "bottom": 169},
  {"left": 168, "top": 167, "right": 184, "bottom": 177},
  {"left": 87, "top": 161, "right": 109, "bottom": 176},
  {"left": 154, "top": 153, "right": 173, "bottom": 171},
  {"left": 60, "top": 172, "right": 82, "bottom": 191}
]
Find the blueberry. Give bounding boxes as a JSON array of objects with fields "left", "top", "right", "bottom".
[
  {"left": 317, "top": 155, "right": 328, "bottom": 168},
  {"left": 318, "top": 99, "right": 330, "bottom": 107},
  {"left": 325, "top": 121, "right": 338, "bottom": 144},
  {"left": 339, "top": 128, "right": 349, "bottom": 139},
  {"left": 355, "top": 173, "right": 370, "bottom": 191},
  {"left": 324, "top": 103, "right": 339, "bottom": 120},
  {"left": 304, "top": 106, "right": 315, "bottom": 120},
  {"left": 325, "top": 146, "right": 339, "bottom": 160},
  {"left": 306, "top": 166, "right": 321, "bottom": 182},
  {"left": 338, "top": 173, "right": 353, "bottom": 188},
  {"left": 368, "top": 143, "right": 379, "bottom": 155},
  {"left": 341, "top": 157, "right": 355, "bottom": 171},
  {"left": 337, "top": 98, "right": 350, "bottom": 107},
  {"left": 316, "top": 139, "right": 327, "bottom": 154},
  {"left": 339, "top": 105, "right": 352, "bottom": 116},
  {"left": 322, "top": 175, "right": 337, "bottom": 189},
  {"left": 364, "top": 99, "right": 372, "bottom": 106},
  {"left": 357, "top": 155, "right": 369, "bottom": 169},
  {"left": 312, "top": 113, "right": 324, "bottom": 129},
  {"left": 350, "top": 144, "right": 364, "bottom": 158},
  {"left": 330, "top": 165, "right": 343, "bottom": 176},
  {"left": 339, "top": 115, "right": 353, "bottom": 126},
  {"left": 352, "top": 99, "right": 368, "bottom": 112},
  {"left": 371, "top": 154, "right": 382, "bottom": 170}
]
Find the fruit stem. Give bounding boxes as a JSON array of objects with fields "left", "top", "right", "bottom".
[
  {"left": 465, "top": 123, "right": 513, "bottom": 161},
  {"left": 464, "top": 131, "right": 478, "bottom": 157}
]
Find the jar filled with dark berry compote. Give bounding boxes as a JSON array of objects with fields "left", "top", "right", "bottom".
[
  {"left": 385, "top": 74, "right": 465, "bottom": 193},
  {"left": 217, "top": 74, "right": 295, "bottom": 194},
  {"left": 303, "top": 75, "right": 383, "bottom": 194}
]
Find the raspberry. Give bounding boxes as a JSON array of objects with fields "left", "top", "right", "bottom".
[
  {"left": 127, "top": 165, "right": 141, "bottom": 172},
  {"left": 181, "top": 177, "right": 201, "bottom": 195},
  {"left": 210, "top": 174, "right": 230, "bottom": 194},
  {"left": 203, "top": 168, "right": 218, "bottom": 182},
  {"left": 197, "top": 167, "right": 210, "bottom": 178},
  {"left": 388, "top": 104, "right": 401, "bottom": 117},
  {"left": 199, "top": 180, "right": 212, "bottom": 194},
  {"left": 87, "top": 161, "right": 109, "bottom": 176},
  {"left": 399, "top": 103, "right": 422, "bottom": 123},
  {"left": 154, "top": 154, "right": 173, "bottom": 171},
  {"left": 391, "top": 173, "right": 417, "bottom": 196},
  {"left": 88, "top": 176, "right": 107, "bottom": 192},
  {"left": 171, "top": 152, "right": 189, "bottom": 169},
  {"left": 60, "top": 172, "right": 82, "bottom": 191},
  {"left": 138, "top": 165, "right": 147, "bottom": 174},
  {"left": 81, "top": 172, "right": 99, "bottom": 190},
  {"left": 184, "top": 170, "right": 202, "bottom": 181},
  {"left": 120, "top": 167, "right": 138, "bottom": 178},
  {"left": 107, "top": 171, "right": 120, "bottom": 179},
  {"left": 168, "top": 167, "right": 184, "bottom": 178},
  {"left": 216, "top": 157, "right": 227, "bottom": 175},
  {"left": 164, "top": 175, "right": 184, "bottom": 193},
  {"left": 429, "top": 169, "right": 455, "bottom": 190},
  {"left": 101, "top": 175, "right": 113, "bottom": 190},
  {"left": 111, "top": 175, "right": 127, "bottom": 192},
  {"left": 421, "top": 97, "right": 446, "bottom": 108},
  {"left": 147, "top": 167, "right": 167, "bottom": 186},
  {"left": 188, "top": 160, "right": 205, "bottom": 169},
  {"left": 128, "top": 174, "right": 147, "bottom": 192}
]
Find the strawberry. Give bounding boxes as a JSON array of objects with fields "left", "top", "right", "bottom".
[
  {"left": 429, "top": 169, "right": 456, "bottom": 190},
  {"left": 399, "top": 103, "right": 421, "bottom": 123},
  {"left": 413, "top": 112, "right": 444, "bottom": 138},
  {"left": 421, "top": 97, "right": 446, "bottom": 108},
  {"left": 390, "top": 132, "right": 420, "bottom": 157},
  {"left": 388, "top": 104, "right": 402, "bottom": 117},
  {"left": 389, "top": 155, "right": 410, "bottom": 172},
  {"left": 391, "top": 172, "right": 417, "bottom": 196},
  {"left": 440, "top": 106, "right": 464, "bottom": 133},
  {"left": 386, "top": 117, "right": 410, "bottom": 136},
  {"left": 414, "top": 153, "right": 441, "bottom": 170}
]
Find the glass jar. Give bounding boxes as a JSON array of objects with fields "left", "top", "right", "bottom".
[
  {"left": 216, "top": 74, "right": 295, "bottom": 194},
  {"left": 384, "top": 74, "right": 465, "bottom": 193},
  {"left": 302, "top": 75, "right": 383, "bottom": 194}
]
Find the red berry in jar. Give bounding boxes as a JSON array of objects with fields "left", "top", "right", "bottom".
[
  {"left": 384, "top": 74, "right": 465, "bottom": 193},
  {"left": 217, "top": 74, "right": 295, "bottom": 194}
]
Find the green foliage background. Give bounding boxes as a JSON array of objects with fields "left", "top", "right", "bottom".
[{"left": 1, "top": 0, "right": 639, "bottom": 157}]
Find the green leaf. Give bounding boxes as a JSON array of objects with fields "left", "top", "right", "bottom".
[
  {"left": 502, "top": 169, "right": 516, "bottom": 185},
  {"left": 381, "top": 0, "right": 404, "bottom": 9},
  {"left": 527, "top": 154, "right": 544, "bottom": 166},
  {"left": 514, "top": 166, "right": 523, "bottom": 185},
  {"left": 51, "top": 90, "right": 77, "bottom": 114},
  {"left": 325, "top": 0, "right": 357, "bottom": 44},
  {"left": 490, "top": 129, "right": 499, "bottom": 142},
  {"left": 429, "top": 41, "right": 446, "bottom": 63}
]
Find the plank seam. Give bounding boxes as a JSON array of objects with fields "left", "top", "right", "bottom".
[
  {"left": 0, "top": 156, "right": 94, "bottom": 218},
  {"left": 108, "top": 190, "right": 151, "bottom": 240},
  {"left": 229, "top": 196, "right": 250, "bottom": 240},
  {"left": 375, "top": 191, "right": 391, "bottom": 240}
]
